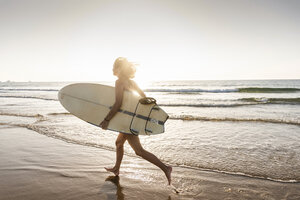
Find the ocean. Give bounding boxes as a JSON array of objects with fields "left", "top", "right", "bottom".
[{"left": 0, "top": 79, "right": 299, "bottom": 184}]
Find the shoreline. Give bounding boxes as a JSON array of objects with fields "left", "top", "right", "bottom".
[{"left": 0, "top": 126, "right": 300, "bottom": 200}]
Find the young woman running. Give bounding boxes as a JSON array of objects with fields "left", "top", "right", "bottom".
[{"left": 99, "top": 57, "right": 172, "bottom": 185}]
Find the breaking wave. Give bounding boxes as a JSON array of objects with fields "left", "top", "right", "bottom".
[
  {"left": 145, "top": 87, "right": 300, "bottom": 93},
  {"left": 170, "top": 115, "right": 300, "bottom": 126},
  {"left": 238, "top": 87, "right": 300, "bottom": 93},
  {"left": 0, "top": 88, "right": 59, "bottom": 92},
  {"left": 0, "top": 95, "right": 57, "bottom": 101},
  {"left": 1, "top": 121, "right": 299, "bottom": 183},
  {"left": 240, "top": 97, "right": 300, "bottom": 104}
]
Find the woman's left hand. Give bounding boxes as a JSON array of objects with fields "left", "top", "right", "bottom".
[{"left": 100, "top": 120, "right": 109, "bottom": 130}]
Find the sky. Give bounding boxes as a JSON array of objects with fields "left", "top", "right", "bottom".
[{"left": 0, "top": 0, "right": 299, "bottom": 82}]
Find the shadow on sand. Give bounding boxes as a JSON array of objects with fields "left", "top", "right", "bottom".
[
  {"left": 106, "top": 176, "right": 124, "bottom": 200},
  {"left": 101, "top": 175, "right": 172, "bottom": 200}
]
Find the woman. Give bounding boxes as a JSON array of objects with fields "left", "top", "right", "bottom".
[{"left": 99, "top": 57, "right": 172, "bottom": 185}]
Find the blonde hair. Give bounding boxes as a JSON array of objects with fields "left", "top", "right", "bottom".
[{"left": 113, "top": 57, "right": 136, "bottom": 79}]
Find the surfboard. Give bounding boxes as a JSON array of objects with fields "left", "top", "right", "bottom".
[{"left": 58, "top": 83, "right": 169, "bottom": 135}]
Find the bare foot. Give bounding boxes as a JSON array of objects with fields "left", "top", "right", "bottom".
[
  {"left": 104, "top": 167, "right": 119, "bottom": 176},
  {"left": 165, "top": 166, "right": 172, "bottom": 185}
]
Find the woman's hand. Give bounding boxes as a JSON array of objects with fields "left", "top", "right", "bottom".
[
  {"left": 100, "top": 119, "right": 110, "bottom": 130},
  {"left": 99, "top": 80, "right": 123, "bottom": 131}
]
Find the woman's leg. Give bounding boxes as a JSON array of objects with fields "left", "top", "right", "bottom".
[
  {"left": 126, "top": 135, "right": 172, "bottom": 185},
  {"left": 105, "top": 133, "right": 127, "bottom": 176}
]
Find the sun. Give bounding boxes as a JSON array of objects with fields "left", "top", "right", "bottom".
[{"left": 134, "top": 76, "right": 152, "bottom": 90}]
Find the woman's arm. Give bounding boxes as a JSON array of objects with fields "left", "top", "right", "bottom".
[
  {"left": 132, "top": 81, "right": 146, "bottom": 98},
  {"left": 100, "top": 80, "right": 124, "bottom": 129}
]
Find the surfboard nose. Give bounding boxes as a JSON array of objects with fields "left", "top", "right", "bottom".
[{"left": 58, "top": 91, "right": 63, "bottom": 101}]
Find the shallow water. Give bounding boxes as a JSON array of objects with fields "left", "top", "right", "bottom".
[{"left": 0, "top": 80, "right": 300, "bottom": 182}]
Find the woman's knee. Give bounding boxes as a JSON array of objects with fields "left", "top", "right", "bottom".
[
  {"left": 115, "top": 139, "right": 125, "bottom": 149},
  {"left": 134, "top": 148, "right": 145, "bottom": 157},
  {"left": 115, "top": 133, "right": 127, "bottom": 148}
]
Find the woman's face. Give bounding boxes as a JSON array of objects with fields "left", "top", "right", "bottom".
[{"left": 113, "top": 65, "right": 120, "bottom": 76}]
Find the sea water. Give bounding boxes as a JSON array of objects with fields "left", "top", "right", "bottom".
[{"left": 0, "top": 80, "right": 299, "bottom": 182}]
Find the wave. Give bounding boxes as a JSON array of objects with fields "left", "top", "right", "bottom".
[
  {"left": 1, "top": 121, "right": 298, "bottom": 183},
  {"left": 238, "top": 87, "right": 300, "bottom": 93},
  {"left": 0, "top": 88, "right": 59, "bottom": 92},
  {"left": 145, "top": 87, "right": 300, "bottom": 93},
  {"left": 0, "top": 121, "right": 119, "bottom": 155},
  {"left": 0, "top": 112, "right": 44, "bottom": 118},
  {"left": 170, "top": 115, "right": 300, "bottom": 126},
  {"left": 145, "top": 88, "right": 238, "bottom": 93},
  {"left": 1, "top": 85, "right": 299, "bottom": 94},
  {"left": 1, "top": 111, "right": 298, "bottom": 126},
  {"left": 0, "top": 112, "right": 73, "bottom": 118},
  {"left": 241, "top": 97, "right": 300, "bottom": 105},
  {"left": 1, "top": 95, "right": 299, "bottom": 108},
  {"left": 175, "top": 164, "right": 299, "bottom": 183},
  {"left": 47, "top": 112, "right": 71, "bottom": 116},
  {"left": 0, "top": 95, "right": 58, "bottom": 101},
  {"left": 160, "top": 103, "right": 257, "bottom": 108},
  {"left": 160, "top": 97, "right": 300, "bottom": 108}
]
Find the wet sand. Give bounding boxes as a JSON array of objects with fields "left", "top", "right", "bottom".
[{"left": 0, "top": 126, "right": 299, "bottom": 200}]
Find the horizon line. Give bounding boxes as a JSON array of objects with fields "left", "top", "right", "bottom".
[{"left": 1, "top": 78, "right": 300, "bottom": 83}]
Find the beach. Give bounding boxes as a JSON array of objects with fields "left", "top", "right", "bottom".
[
  {"left": 1, "top": 126, "right": 300, "bottom": 200},
  {"left": 0, "top": 80, "right": 300, "bottom": 199},
  {"left": 1, "top": 0, "right": 300, "bottom": 198},
  {"left": 0, "top": 126, "right": 174, "bottom": 200}
]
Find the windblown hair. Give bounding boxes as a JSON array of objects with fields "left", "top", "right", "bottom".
[{"left": 113, "top": 57, "right": 136, "bottom": 79}]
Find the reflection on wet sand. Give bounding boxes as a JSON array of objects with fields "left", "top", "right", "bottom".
[
  {"left": 102, "top": 176, "right": 172, "bottom": 200},
  {"left": 103, "top": 176, "right": 124, "bottom": 200}
]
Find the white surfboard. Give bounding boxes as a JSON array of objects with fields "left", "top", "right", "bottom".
[{"left": 58, "top": 83, "right": 169, "bottom": 135}]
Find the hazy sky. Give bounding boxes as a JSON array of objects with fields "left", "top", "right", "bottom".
[{"left": 0, "top": 0, "right": 299, "bottom": 82}]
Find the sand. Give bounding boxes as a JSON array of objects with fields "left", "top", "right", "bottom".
[{"left": 0, "top": 126, "right": 299, "bottom": 200}]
